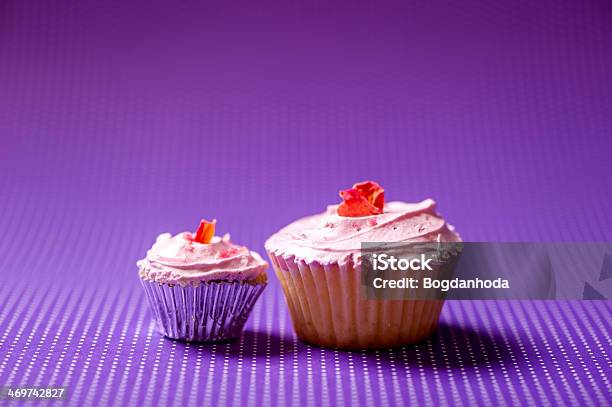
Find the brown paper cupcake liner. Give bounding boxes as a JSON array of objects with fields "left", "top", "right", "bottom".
[{"left": 268, "top": 251, "right": 444, "bottom": 349}]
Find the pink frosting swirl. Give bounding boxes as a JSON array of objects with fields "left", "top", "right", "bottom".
[
  {"left": 138, "top": 232, "right": 268, "bottom": 286},
  {"left": 265, "top": 199, "right": 461, "bottom": 265}
]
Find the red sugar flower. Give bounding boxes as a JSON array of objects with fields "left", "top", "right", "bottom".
[{"left": 337, "top": 181, "right": 385, "bottom": 217}]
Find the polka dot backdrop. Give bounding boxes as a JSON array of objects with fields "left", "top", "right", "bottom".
[{"left": 1, "top": 0, "right": 611, "bottom": 406}]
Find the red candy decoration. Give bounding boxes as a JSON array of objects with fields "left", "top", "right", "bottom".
[
  {"left": 337, "top": 181, "right": 385, "bottom": 217},
  {"left": 194, "top": 219, "right": 216, "bottom": 244}
]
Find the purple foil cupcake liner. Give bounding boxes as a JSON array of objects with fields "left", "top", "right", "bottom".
[{"left": 140, "top": 279, "right": 266, "bottom": 342}]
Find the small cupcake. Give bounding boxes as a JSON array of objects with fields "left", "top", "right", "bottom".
[
  {"left": 265, "top": 181, "right": 461, "bottom": 349},
  {"left": 138, "top": 219, "right": 268, "bottom": 342}
]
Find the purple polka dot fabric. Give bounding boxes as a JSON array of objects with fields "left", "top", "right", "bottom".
[
  {"left": 1, "top": 280, "right": 610, "bottom": 406},
  {"left": 1, "top": 0, "right": 611, "bottom": 405}
]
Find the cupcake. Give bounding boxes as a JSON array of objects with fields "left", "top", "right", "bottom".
[
  {"left": 138, "top": 219, "right": 268, "bottom": 342},
  {"left": 265, "top": 181, "right": 461, "bottom": 349}
]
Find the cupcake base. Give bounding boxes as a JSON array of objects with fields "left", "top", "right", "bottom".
[
  {"left": 141, "top": 279, "right": 266, "bottom": 342},
  {"left": 268, "top": 252, "right": 445, "bottom": 349}
]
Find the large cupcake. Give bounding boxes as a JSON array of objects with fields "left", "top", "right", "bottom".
[
  {"left": 138, "top": 219, "right": 268, "bottom": 342},
  {"left": 265, "top": 181, "right": 461, "bottom": 349}
]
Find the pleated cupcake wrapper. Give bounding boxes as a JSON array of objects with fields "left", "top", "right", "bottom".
[
  {"left": 141, "top": 279, "right": 266, "bottom": 342},
  {"left": 268, "top": 251, "right": 446, "bottom": 349}
]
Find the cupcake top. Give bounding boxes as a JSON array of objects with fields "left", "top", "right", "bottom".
[
  {"left": 138, "top": 219, "right": 268, "bottom": 286},
  {"left": 265, "top": 181, "right": 461, "bottom": 265}
]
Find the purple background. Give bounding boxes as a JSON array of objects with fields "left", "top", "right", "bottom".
[{"left": 0, "top": 1, "right": 611, "bottom": 406}]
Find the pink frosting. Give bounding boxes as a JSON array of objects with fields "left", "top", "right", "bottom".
[
  {"left": 138, "top": 232, "right": 268, "bottom": 286},
  {"left": 265, "top": 199, "right": 461, "bottom": 265}
]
